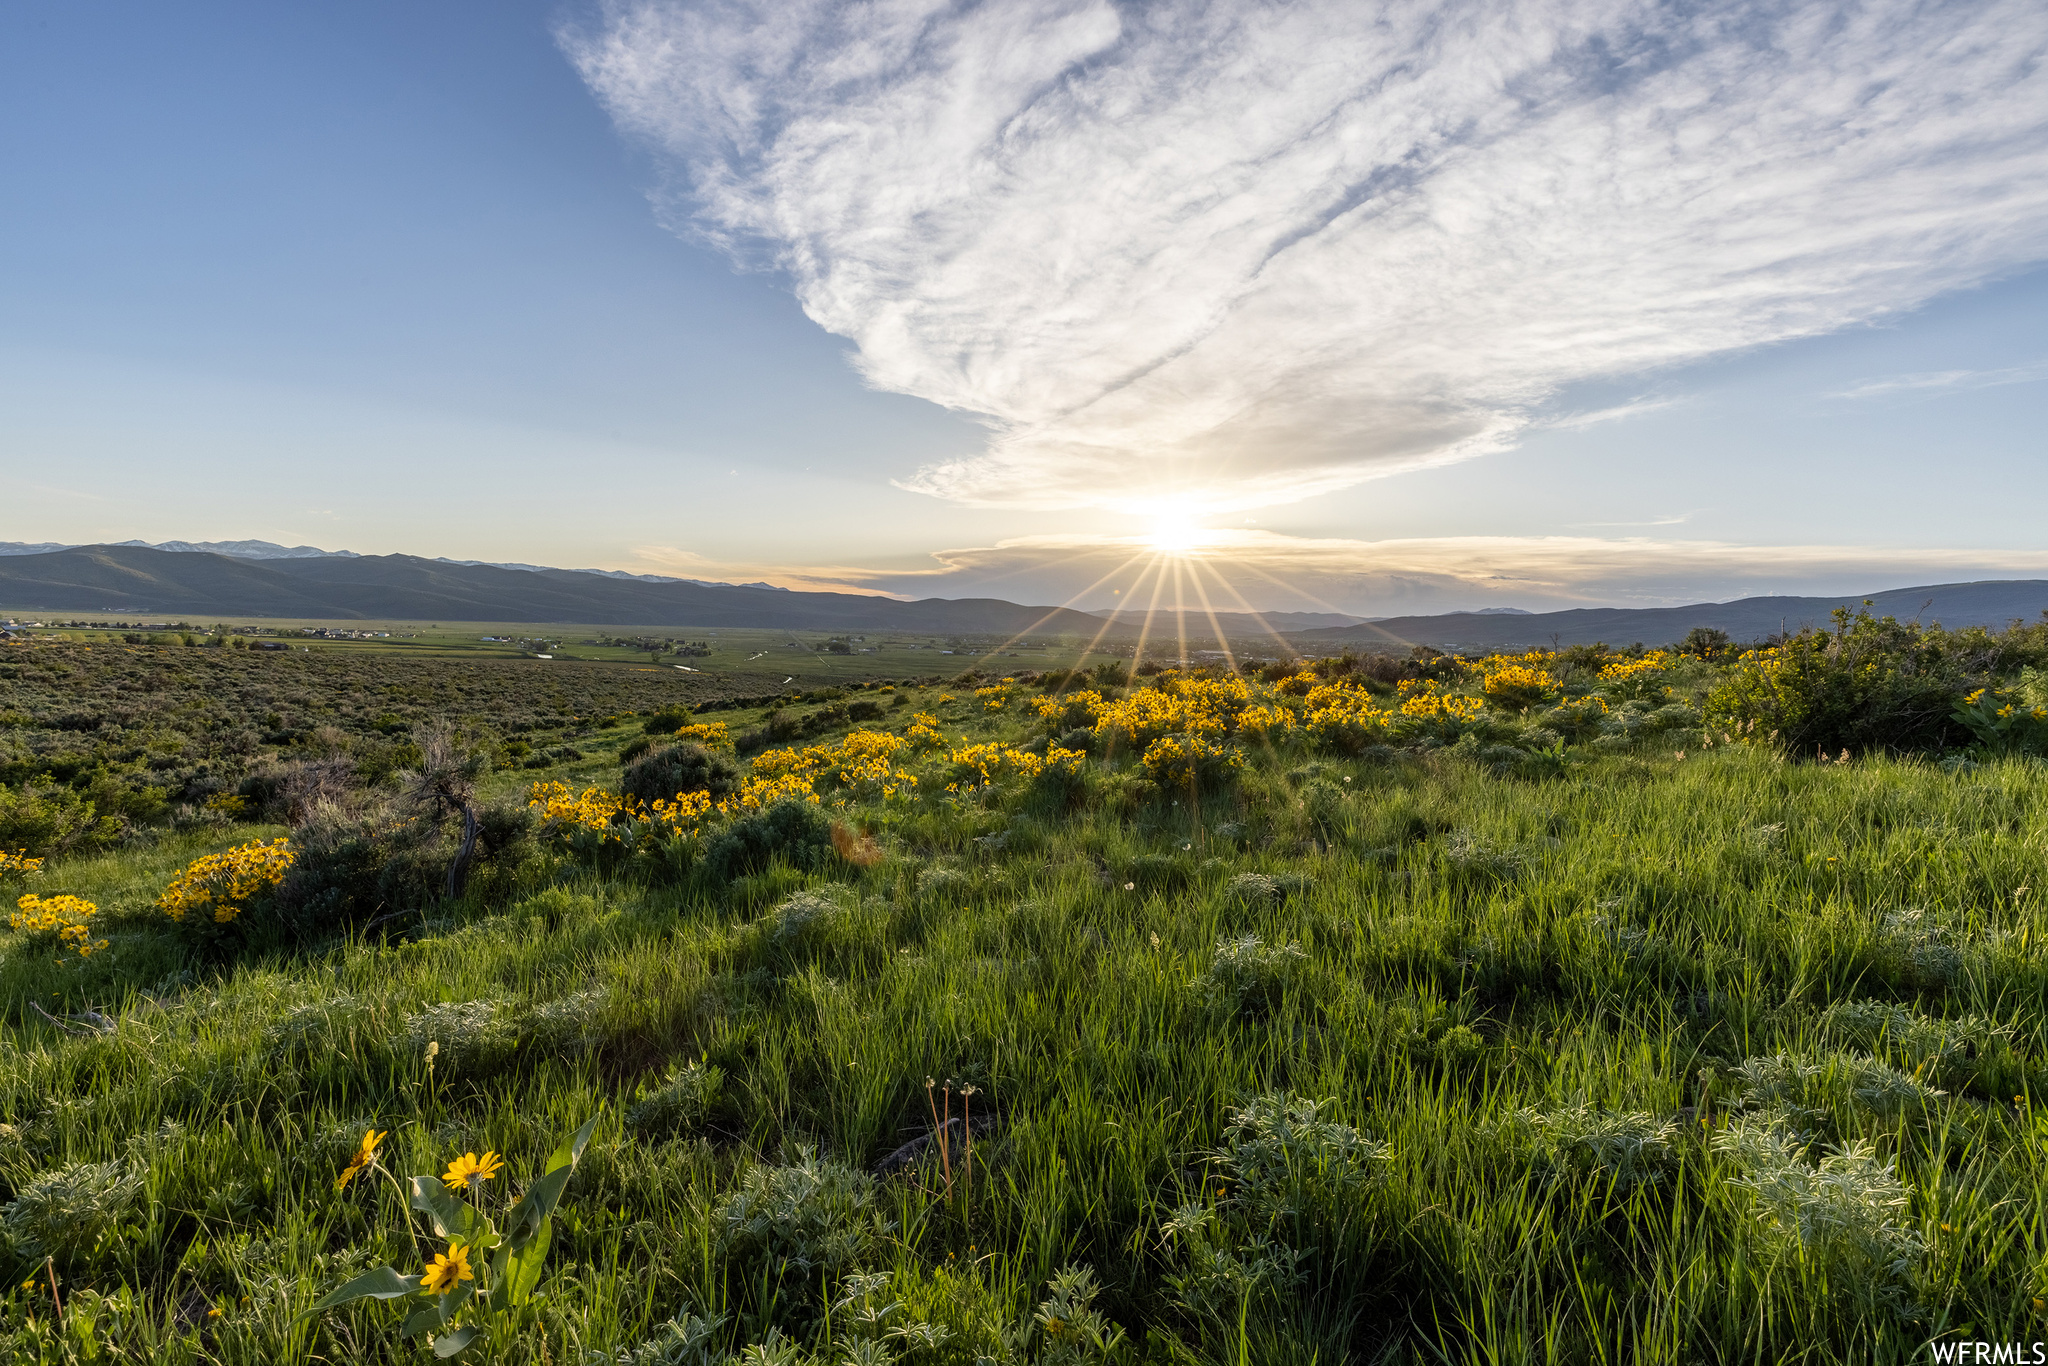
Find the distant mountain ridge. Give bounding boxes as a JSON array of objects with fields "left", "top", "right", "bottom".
[
  {"left": 1292, "top": 580, "right": 2048, "bottom": 649},
  {"left": 0, "top": 544, "right": 1114, "bottom": 635},
  {"left": 0, "top": 539, "right": 781, "bottom": 592}
]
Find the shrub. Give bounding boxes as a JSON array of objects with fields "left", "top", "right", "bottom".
[
  {"left": 626, "top": 1060, "right": 726, "bottom": 1140},
  {"left": 623, "top": 742, "right": 741, "bottom": 805},
  {"left": 712, "top": 1148, "right": 884, "bottom": 1287},
  {"left": 4, "top": 1160, "right": 144, "bottom": 1269},
  {"left": 1705, "top": 607, "right": 1968, "bottom": 756},
  {"left": 1192, "top": 935, "right": 1306, "bottom": 1015},
  {"left": 270, "top": 807, "right": 446, "bottom": 937},
  {"left": 700, "top": 797, "right": 835, "bottom": 881},
  {"left": 0, "top": 784, "right": 123, "bottom": 859}
]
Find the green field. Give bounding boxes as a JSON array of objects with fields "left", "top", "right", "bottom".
[
  {"left": 2, "top": 622, "right": 2044, "bottom": 1363},
  {"left": 0, "top": 612, "right": 1131, "bottom": 682}
]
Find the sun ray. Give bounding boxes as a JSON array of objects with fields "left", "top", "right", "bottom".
[
  {"left": 965, "top": 545, "right": 1157, "bottom": 672},
  {"left": 1127, "top": 551, "right": 1174, "bottom": 684}
]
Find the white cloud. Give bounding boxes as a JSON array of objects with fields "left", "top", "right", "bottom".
[
  {"left": 565, "top": 0, "right": 2048, "bottom": 513},
  {"left": 1828, "top": 361, "right": 2048, "bottom": 399},
  {"left": 821, "top": 528, "right": 2048, "bottom": 616}
]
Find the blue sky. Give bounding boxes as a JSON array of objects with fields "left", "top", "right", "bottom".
[{"left": 4, "top": 0, "right": 2045, "bottom": 615}]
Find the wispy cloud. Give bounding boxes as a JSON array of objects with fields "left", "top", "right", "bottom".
[
  {"left": 1828, "top": 361, "right": 2048, "bottom": 400},
  {"left": 566, "top": 0, "right": 2048, "bottom": 514}
]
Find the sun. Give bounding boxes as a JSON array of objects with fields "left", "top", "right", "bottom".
[{"left": 1145, "top": 512, "right": 1208, "bottom": 553}]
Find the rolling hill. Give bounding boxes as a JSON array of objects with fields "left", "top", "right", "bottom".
[
  {"left": 1290, "top": 580, "right": 2048, "bottom": 650},
  {"left": 0, "top": 545, "right": 1115, "bottom": 635}
]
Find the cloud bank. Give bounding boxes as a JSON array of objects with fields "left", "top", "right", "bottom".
[
  {"left": 566, "top": 0, "right": 2048, "bottom": 512},
  {"left": 819, "top": 530, "right": 2048, "bottom": 617}
]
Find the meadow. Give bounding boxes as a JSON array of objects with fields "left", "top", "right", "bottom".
[{"left": 2, "top": 615, "right": 2045, "bottom": 1363}]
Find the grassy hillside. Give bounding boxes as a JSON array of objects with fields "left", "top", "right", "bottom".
[{"left": 2, "top": 629, "right": 2044, "bottom": 1363}]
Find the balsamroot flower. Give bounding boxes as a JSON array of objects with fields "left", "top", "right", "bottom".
[
  {"left": 442, "top": 1150, "right": 504, "bottom": 1193},
  {"left": 335, "top": 1129, "right": 387, "bottom": 1192},
  {"left": 420, "top": 1242, "right": 474, "bottom": 1294}
]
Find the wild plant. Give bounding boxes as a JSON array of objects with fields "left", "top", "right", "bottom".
[
  {"left": 712, "top": 1147, "right": 887, "bottom": 1288},
  {"left": 1507, "top": 1102, "right": 1679, "bottom": 1193},
  {"left": 2, "top": 1159, "right": 144, "bottom": 1268},
  {"left": 403, "top": 999, "right": 516, "bottom": 1074},
  {"left": 626, "top": 1060, "right": 725, "bottom": 1139},
  {"left": 1191, "top": 935, "right": 1306, "bottom": 1015},
  {"left": 1715, "top": 1118, "right": 1925, "bottom": 1308},
  {"left": 310, "top": 1115, "right": 598, "bottom": 1359}
]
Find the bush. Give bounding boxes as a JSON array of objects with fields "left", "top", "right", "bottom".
[
  {"left": 626, "top": 1060, "right": 726, "bottom": 1139},
  {"left": 269, "top": 805, "right": 447, "bottom": 937},
  {"left": 622, "top": 742, "right": 741, "bottom": 805},
  {"left": 4, "top": 1160, "right": 144, "bottom": 1269},
  {"left": 1192, "top": 935, "right": 1306, "bottom": 1016},
  {"left": 1705, "top": 608, "right": 1968, "bottom": 757},
  {"left": 712, "top": 1148, "right": 884, "bottom": 1291},
  {"left": 0, "top": 784, "right": 124, "bottom": 859},
  {"left": 700, "top": 797, "right": 834, "bottom": 881}
]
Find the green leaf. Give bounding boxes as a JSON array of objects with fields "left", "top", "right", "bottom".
[
  {"left": 504, "top": 1114, "right": 598, "bottom": 1251},
  {"left": 308, "top": 1265, "right": 421, "bottom": 1313},
  {"left": 501, "top": 1217, "right": 552, "bottom": 1308},
  {"left": 404, "top": 1279, "right": 475, "bottom": 1337},
  {"left": 408, "top": 1177, "right": 499, "bottom": 1250},
  {"left": 432, "top": 1325, "right": 481, "bottom": 1358}
]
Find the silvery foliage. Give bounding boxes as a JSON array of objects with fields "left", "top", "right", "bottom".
[
  {"left": 3, "top": 1159, "right": 144, "bottom": 1265},
  {"left": 828, "top": 1272, "right": 953, "bottom": 1361},
  {"left": 1821, "top": 1000, "right": 2012, "bottom": 1070},
  {"left": 1162, "top": 1093, "right": 1390, "bottom": 1306},
  {"left": 763, "top": 889, "right": 843, "bottom": 948},
  {"left": 1875, "top": 908, "right": 1966, "bottom": 989},
  {"left": 1440, "top": 831, "right": 1526, "bottom": 882},
  {"left": 608, "top": 1307, "right": 728, "bottom": 1366},
  {"left": 1731, "top": 1051, "right": 1946, "bottom": 1124},
  {"left": 1222, "top": 872, "right": 1279, "bottom": 908},
  {"left": 1715, "top": 1119, "right": 1924, "bottom": 1294},
  {"left": 1191, "top": 935, "right": 1306, "bottom": 1014},
  {"left": 263, "top": 992, "right": 370, "bottom": 1063},
  {"left": 403, "top": 998, "right": 516, "bottom": 1071},
  {"left": 529, "top": 987, "right": 610, "bottom": 1053},
  {"left": 712, "top": 1146, "right": 887, "bottom": 1279},
  {"left": 1028, "top": 1265, "right": 1126, "bottom": 1365},
  {"left": 1508, "top": 1103, "right": 1679, "bottom": 1193},
  {"left": 626, "top": 1060, "right": 725, "bottom": 1140}
]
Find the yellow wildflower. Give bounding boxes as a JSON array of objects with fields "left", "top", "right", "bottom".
[
  {"left": 420, "top": 1243, "right": 474, "bottom": 1294},
  {"left": 441, "top": 1150, "right": 504, "bottom": 1193},
  {"left": 336, "top": 1128, "right": 387, "bottom": 1192}
]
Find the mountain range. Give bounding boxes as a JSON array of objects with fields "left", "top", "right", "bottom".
[{"left": 2, "top": 543, "right": 2044, "bottom": 651}]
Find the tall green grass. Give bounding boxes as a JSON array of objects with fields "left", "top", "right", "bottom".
[{"left": 2, "top": 744, "right": 2042, "bottom": 1362}]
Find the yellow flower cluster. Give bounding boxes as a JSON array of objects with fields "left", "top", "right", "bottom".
[
  {"left": 528, "top": 781, "right": 632, "bottom": 839},
  {"left": 751, "top": 730, "right": 914, "bottom": 800},
  {"left": 905, "top": 711, "right": 948, "bottom": 751},
  {"left": 1300, "top": 689, "right": 1392, "bottom": 751},
  {"left": 724, "top": 772, "right": 821, "bottom": 811},
  {"left": 1961, "top": 687, "right": 2048, "bottom": 722},
  {"left": 647, "top": 790, "right": 715, "bottom": 834},
  {"left": 975, "top": 684, "right": 1015, "bottom": 711},
  {"left": 1138, "top": 734, "right": 1238, "bottom": 786},
  {"left": 672, "top": 721, "right": 733, "bottom": 750},
  {"left": 950, "top": 742, "right": 1049, "bottom": 786},
  {"left": 1598, "top": 651, "right": 1671, "bottom": 684},
  {"left": 1397, "top": 686, "right": 1485, "bottom": 725},
  {"left": 11, "top": 893, "right": 106, "bottom": 957},
  {"left": 156, "top": 837, "right": 295, "bottom": 925},
  {"left": 1480, "top": 662, "right": 1558, "bottom": 708},
  {"left": 529, "top": 782, "right": 717, "bottom": 843},
  {"left": 1091, "top": 675, "right": 1251, "bottom": 748},
  {"left": 1031, "top": 690, "right": 1101, "bottom": 730},
  {"left": 0, "top": 850, "right": 43, "bottom": 879}
]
